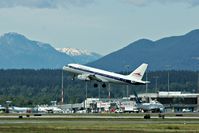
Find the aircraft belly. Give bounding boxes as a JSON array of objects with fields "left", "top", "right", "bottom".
[
  {"left": 112, "top": 79, "right": 126, "bottom": 84},
  {"left": 96, "top": 75, "right": 109, "bottom": 82},
  {"left": 94, "top": 75, "right": 115, "bottom": 83},
  {"left": 106, "top": 77, "right": 126, "bottom": 84},
  {"left": 71, "top": 69, "right": 83, "bottom": 74}
]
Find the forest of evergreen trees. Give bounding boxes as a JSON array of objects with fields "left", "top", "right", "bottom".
[{"left": 0, "top": 69, "right": 198, "bottom": 106}]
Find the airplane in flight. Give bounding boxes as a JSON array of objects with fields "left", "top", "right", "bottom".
[{"left": 63, "top": 63, "right": 149, "bottom": 88}]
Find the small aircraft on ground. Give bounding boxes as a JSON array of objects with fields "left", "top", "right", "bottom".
[
  {"left": 133, "top": 91, "right": 164, "bottom": 113},
  {"left": 11, "top": 106, "right": 32, "bottom": 113}
]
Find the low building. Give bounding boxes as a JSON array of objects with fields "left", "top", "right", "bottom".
[
  {"left": 130, "top": 91, "right": 199, "bottom": 112},
  {"left": 84, "top": 98, "right": 137, "bottom": 113}
]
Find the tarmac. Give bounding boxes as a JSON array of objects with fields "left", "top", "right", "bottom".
[{"left": 1, "top": 113, "right": 199, "bottom": 124}]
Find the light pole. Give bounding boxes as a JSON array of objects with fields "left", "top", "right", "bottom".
[
  {"left": 125, "top": 65, "right": 130, "bottom": 97},
  {"left": 145, "top": 72, "right": 148, "bottom": 93},
  {"left": 153, "top": 76, "right": 159, "bottom": 93},
  {"left": 168, "top": 71, "right": 170, "bottom": 92},
  {"left": 61, "top": 70, "right": 64, "bottom": 104},
  {"left": 197, "top": 72, "right": 199, "bottom": 93},
  {"left": 85, "top": 81, "right": 88, "bottom": 99},
  {"left": 166, "top": 65, "right": 171, "bottom": 92},
  {"left": 108, "top": 83, "right": 111, "bottom": 99},
  {"left": 126, "top": 85, "right": 129, "bottom": 97},
  {"left": 84, "top": 81, "right": 88, "bottom": 110},
  {"left": 196, "top": 63, "right": 199, "bottom": 93},
  {"left": 98, "top": 84, "right": 100, "bottom": 99}
]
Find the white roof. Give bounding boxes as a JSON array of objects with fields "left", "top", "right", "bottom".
[{"left": 130, "top": 91, "right": 199, "bottom": 98}]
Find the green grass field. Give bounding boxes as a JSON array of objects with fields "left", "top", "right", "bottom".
[{"left": 0, "top": 117, "right": 199, "bottom": 133}]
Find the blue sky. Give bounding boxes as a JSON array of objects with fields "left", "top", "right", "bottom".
[{"left": 0, "top": 0, "right": 199, "bottom": 55}]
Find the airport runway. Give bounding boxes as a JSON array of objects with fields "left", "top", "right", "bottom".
[
  {"left": 1, "top": 114, "right": 199, "bottom": 121},
  {"left": 0, "top": 117, "right": 199, "bottom": 125}
]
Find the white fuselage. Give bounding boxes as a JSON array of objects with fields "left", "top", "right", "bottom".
[{"left": 63, "top": 64, "right": 145, "bottom": 85}]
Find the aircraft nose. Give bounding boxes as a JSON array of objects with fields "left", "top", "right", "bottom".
[{"left": 63, "top": 66, "right": 68, "bottom": 70}]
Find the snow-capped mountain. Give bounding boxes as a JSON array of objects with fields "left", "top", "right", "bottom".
[
  {"left": 0, "top": 32, "right": 73, "bottom": 69},
  {"left": 57, "top": 48, "right": 92, "bottom": 56},
  {"left": 0, "top": 32, "right": 101, "bottom": 69},
  {"left": 56, "top": 48, "right": 102, "bottom": 64}
]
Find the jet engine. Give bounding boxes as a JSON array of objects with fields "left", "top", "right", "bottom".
[{"left": 77, "top": 75, "right": 90, "bottom": 81}]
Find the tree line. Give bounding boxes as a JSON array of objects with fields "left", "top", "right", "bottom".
[{"left": 0, "top": 69, "right": 198, "bottom": 106}]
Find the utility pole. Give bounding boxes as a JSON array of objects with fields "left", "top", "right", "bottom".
[{"left": 61, "top": 70, "right": 64, "bottom": 104}]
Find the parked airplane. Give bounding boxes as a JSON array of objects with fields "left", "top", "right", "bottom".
[
  {"left": 133, "top": 91, "right": 164, "bottom": 113},
  {"left": 11, "top": 106, "right": 32, "bottom": 113},
  {"left": 36, "top": 105, "right": 63, "bottom": 113},
  {"left": 63, "top": 63, "right": 149, "bottom": 87},
  {"left": 0, "top": 105, "right": 5, "bottom": 113}
]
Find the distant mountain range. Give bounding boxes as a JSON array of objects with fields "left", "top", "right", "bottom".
[
  {"left": 56, "top": 48, "right": 101, "bottom": 64},
  {"left": 89, "top": 29, "right": 199, "bottom": 71},
  {"left": 0, "top": 33, "right": 101, "bottom": 69},
  {"left": 1, "top": 30, "right": 199, "bottom": 70}
]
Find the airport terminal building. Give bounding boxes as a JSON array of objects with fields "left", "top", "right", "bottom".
[
  {"left": 82, "top": 91, "right": 199, "bottom": 113},
  {"left": 59, "top": 91, "right": 199, "bottom": 113},
  {"left": 130, "top": 91, "right": 199, "bottom": 112}
]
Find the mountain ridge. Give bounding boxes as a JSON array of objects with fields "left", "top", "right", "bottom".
[
  {"left": 0, "top": 32, "right": 102, "bottom": 69},
  {"left": 1, "top": 30, "right": 199, "bottom": 70},
  {"left": 89, "top": 29, "right": 199, "bottom": 71}
]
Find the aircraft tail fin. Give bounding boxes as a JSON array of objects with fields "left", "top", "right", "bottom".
[
  {"left": 128, "top": 63, "right": 148, "bottom": 81},
  {"left": 133, "top": 91, "right": 142, "bottom": 104}
]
